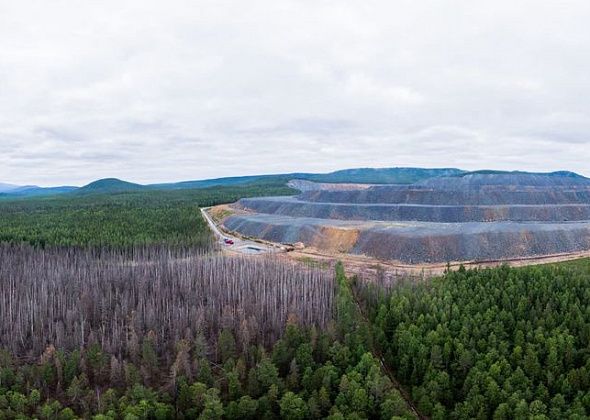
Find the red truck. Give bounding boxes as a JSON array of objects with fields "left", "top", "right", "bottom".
[{"left": 224, "top": 238, "right": 234, "bottom": 245}]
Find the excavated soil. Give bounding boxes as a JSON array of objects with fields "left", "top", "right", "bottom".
[{"left": 223, "top": 172, "right": 590, "bottom": 264}]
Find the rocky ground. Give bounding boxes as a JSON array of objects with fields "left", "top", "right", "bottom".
[{"left": 221, "top": 171, "right": 590, "bottom": 264}]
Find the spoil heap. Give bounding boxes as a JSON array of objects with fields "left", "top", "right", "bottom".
[{"left": 223, "top": 171, "right": 590, "bottom": 264}]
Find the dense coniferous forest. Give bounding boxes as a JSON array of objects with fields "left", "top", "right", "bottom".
[
  {"left": 357, "top": 259, "right": 590, "bottom": 419},
  {"left": 0, "top": 181, "right": 294, "bottom": 247}
]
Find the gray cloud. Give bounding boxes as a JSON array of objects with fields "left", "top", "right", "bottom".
[{"left": 1, "top": 0, "right": 590, "bottom": 186}]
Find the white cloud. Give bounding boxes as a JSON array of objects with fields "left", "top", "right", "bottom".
[{"left": 0, "top": 0, "right": 589, "bottom": 186}]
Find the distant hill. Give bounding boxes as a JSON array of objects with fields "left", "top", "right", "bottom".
[
  {"left": 8, "top": 186, "right": 78, "bottom": 197},
  {"left": 76, "top": 178, "right": 147, "bottom": 194},
  {"left": 305, "top": 167, "right": 464, "bottom": 184},
  {"left": 0, "top": 184, "right": 77, "bottom": 198},
  {"left": 457, "top": 170, "right": 587, "bottom": 179},
  {"left": 154, "top": 168, "right": 464, "bottom": 190},
  {"left": 151, "top": 174, "right": 301, "bottom": 190},
  {"left": 4, "top": 167, "right": 587, "bottom": 199},
  {"left": 0, "top": 183, "right": 20, "bottom": 193},
  {"left": 419, "top": 170, "right": 590, "bottom": 189}
]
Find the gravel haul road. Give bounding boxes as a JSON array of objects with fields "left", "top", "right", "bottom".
[{"left": 200, "top": 207, "right": 283, "bottom": 255}]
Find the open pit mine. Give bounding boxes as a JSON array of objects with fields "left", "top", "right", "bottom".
[{"left": 221, "top": 171, "right": 590, "bottom": 264}]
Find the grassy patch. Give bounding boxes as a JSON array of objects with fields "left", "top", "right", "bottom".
[{"left": 295, "top": 255, "right": 331, "bottom": 269}]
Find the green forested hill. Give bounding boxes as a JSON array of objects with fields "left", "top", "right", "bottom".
[{"left": 74, "top": 178, "right": 147, "bottom": 194}]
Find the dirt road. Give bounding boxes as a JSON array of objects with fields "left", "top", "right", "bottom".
[{"left": 201, "top": 208, "right": 284, "bottom": 255}]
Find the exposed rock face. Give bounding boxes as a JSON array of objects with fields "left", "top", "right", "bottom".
[{"left": 224, "top": 172, "right": 590, "bottom": 264}]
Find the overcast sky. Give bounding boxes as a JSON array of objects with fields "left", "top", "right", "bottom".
[{"left": 1, "top": 1, "right": 590, "bottom": 186}]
